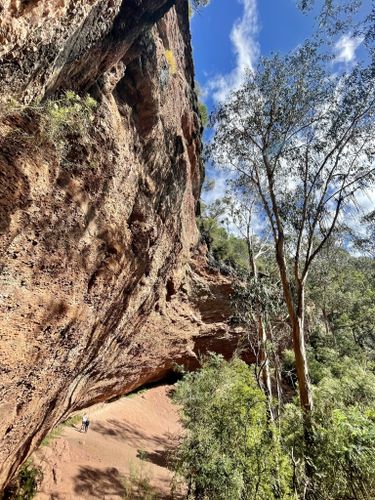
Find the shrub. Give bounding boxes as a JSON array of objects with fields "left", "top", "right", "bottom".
[
  {"left": 198, "top": 215, "right": 250, "bottom": 270},
  {"left": 171, "top": 355, "right": 293, "bottom": 499},
  {"left": 0, "top": 91, "right": 97, "bottom": 149},
  {"left": 281, "top": 361, "right": 375, "bottom": 499},
  {"left": 198, "top": 101, "right": 208, "bottom": 127},
  {"left": 122, "top": 462, "right": 156, "bottom": 500},
  {"left": 3, "top": 461, "right": 43, "bottom": 500},
  {"left": 42, "top": 91, "right": 96, "bottom": 143}
]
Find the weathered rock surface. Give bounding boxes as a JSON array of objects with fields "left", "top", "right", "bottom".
[{"left": 0, "top": 0, "right": 243, "bottom": 489}]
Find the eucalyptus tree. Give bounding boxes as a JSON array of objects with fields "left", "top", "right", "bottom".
[
  {"left": 209, "top": 43, "right": 375, "bottom": 439},
  {"left": 355, "top": 210, "right": 375, "bottom": 257},
  {"left": 220, "top": 195, "right": 276, "bottom": 416},
  {"left": 192, "top": 0, "right": 210, "bottom": 9}
]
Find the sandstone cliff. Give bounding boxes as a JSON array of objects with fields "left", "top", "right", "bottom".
[{"left": 0, "top": 0, "right": 243, "bottom": 489}]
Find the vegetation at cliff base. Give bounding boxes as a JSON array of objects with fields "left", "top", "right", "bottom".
[
  {"left": 2, "top": 461, "right": 43, "bottom": 500},
  {"left": 172, "top": 352, "right": 375, "bottom": 499},
  {"left": 172, "top": 355, "right": 293, "bottom": 499}
]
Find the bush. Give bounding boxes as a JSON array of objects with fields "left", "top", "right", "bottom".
[
  {"left": 2, "top": 461, "right": 43, "bottom": 500},
  {"left": 42, "top": 91, "right": 96, "bottom": 143},
  {"left": 198, "top": 101, "right": 208, "bottom": 127},
  {"left": 282, "top": 360, "right": 375, "bottom": 499},
  {"left": 0, "top": 91, "right": 96, "bottom": 149},
  {"left": 171, "top": 355, "right": 293, "bottom": 499},
  {"left": 198, "top": 216, "right": 250, "bottom": 270},
  {"left": 122, "top": 462, "right": 156, "bottom": 500}
]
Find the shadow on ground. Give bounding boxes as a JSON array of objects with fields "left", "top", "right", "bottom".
[
  {"left": 90, "top": 419, "right": 170, "bottom": 448},
  {"left": 137, "top": 448, "right": 169, "bottom": 468},
  {"left": 74, "top": 466, "right": 125, "bottom": 498}
]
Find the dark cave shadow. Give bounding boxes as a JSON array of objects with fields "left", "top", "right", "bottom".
[
  {"left": 137, "top": 448, "right": 168, "bottom": 468},
  {"left": 73, "top": 466, "right": 125, "bottom": 498},
  {"left": 90, "top": 419, "right": 171, "bottom": 449}
]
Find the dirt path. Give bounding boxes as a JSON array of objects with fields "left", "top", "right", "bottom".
[{"left": 33, "top": 385, "right": 183, "bottom": 499}]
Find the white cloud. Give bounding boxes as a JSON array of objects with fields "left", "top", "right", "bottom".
[
  {"left": 202, "top": 169, "right": 230, "bottom": 206},
  {"left": 206, "top": 0, "right": 259, "bottom": 103},
  {"left": 334, "top": 34, "right": 363, "bottom": 64}
]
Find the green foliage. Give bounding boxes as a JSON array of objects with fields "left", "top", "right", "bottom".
[
  {"left": 310, "top": 407, "right": 375, "bottom": 500},
  {"left": 282, "top": 360, "right": 375, "bottom": 499},
  {"left": 0, "top": 91, "right": 97, "bottom": 147},
  {"left": 277, "top": 249, "right": 375, "bottom": 497},
  {"left": 3, "top": 461, "right": 43, "bottom": 500},
  {"left": 198, "top": 101, "right": 208, "bottom": 127},
  {"left": 172, "top": 355, "right": 293, "bottom": 499},
  {"left": 122, "top": 462, "right": 156, "bottom": 500},
  {"left": 198, "top": 212, "right": 251, "bottom": 271},
  {"left": 43, "top": 91, "right": 97, "bottom": 143},
  {"left": 307, "top": 250, "right": 375, "bottom": 360},
  {"left": 191, "top": 0, "right": 211, "bottom": 11}
]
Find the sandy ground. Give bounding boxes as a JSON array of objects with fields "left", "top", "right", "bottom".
[{"left": 33, "top": 385, "right": 183, "bottom": 500}]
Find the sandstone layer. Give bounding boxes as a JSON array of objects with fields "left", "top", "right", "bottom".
[{"left": 0, "top": 0, "right": 243, "bottom": 489}]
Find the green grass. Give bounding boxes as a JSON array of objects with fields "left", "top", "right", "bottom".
[
  {"left": 41, "top": 426, "right": 64, "bottom": 447},
  {"left": 41, "top": 414, "right": 82, "bottom": 447},
  {"left": 122, "top": 462, "right": 156, "bottom": 500},
  {"left": 62, "top": 414, "right": 82, "bottom": 427}
]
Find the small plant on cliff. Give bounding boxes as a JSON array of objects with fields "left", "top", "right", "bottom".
[
  {"left": 192, "top": 0, "right": 211, "bottom": 8},
  {"left": 2, "top": 461, "right": 43, "bottom": 500},
  {"left": 164, "top": 49, "right": 177, "bottom": 76},
  {"left": 189, "top": 0, "right": 210, "bottom": 18},
  {"left": 0, "top": 91, "right": 97, "bottom": 148},
  {"left": 198, "top": 101, "right": 208, "bottom": 128},
  {"left": 43, "top": 90, "right": 97, "bottom": 143}
]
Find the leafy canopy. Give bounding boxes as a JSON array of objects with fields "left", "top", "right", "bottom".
[{"left": 172, "top": 355, "right": 293, "bottom": 500}]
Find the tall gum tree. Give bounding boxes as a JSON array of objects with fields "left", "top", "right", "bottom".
[{"left": 209, "top": 43, "right": 375, "bottom": 440}]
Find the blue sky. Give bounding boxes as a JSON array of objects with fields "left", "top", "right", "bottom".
[
  {"left": 190, "top": 0, "right": 374, "bottom": 219},
  {"left": 191, "top": 0, "right": 316, "bottom": 109},
  {"left": 191, "top": 0, "right": 369, "bottom": 110}
]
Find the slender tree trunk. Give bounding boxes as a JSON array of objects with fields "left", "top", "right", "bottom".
[
  {"left": 247, "top": 232, "right": 274, "bottom": 420},
  {"left": 275, "top": 239, "right": 313, "bottom": 438},
  {"left": 295, "top": 282, "right": 313, "bottom": 438},
  {"left": 258, "top": 316, "right": 274, "bottom": 422},
  {"left": 269, "top": 325, "right": 283, "bottom": 418}
]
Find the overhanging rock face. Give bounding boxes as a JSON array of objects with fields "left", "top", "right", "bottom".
[{"left": 0, "top": 0, "right": 244, "bottom": 488}]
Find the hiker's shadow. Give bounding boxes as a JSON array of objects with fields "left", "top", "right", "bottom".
[{"left": 72, "top": 425, "right": 84, "bottom": 433}]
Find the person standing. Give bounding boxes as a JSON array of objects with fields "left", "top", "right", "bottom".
[{"left": 81, "top": 414, "right": 90, "bottom": 433}]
